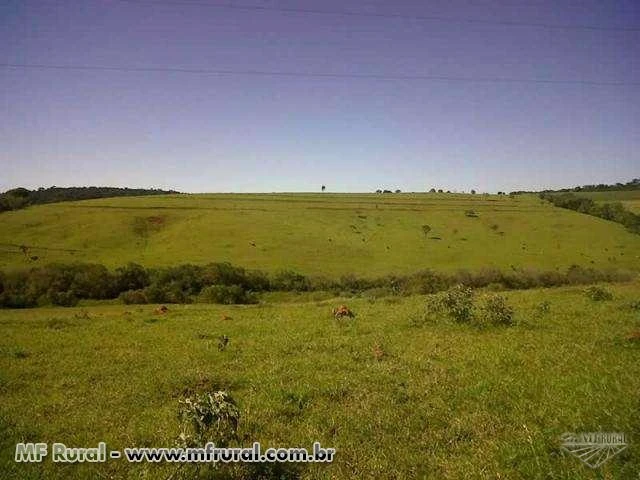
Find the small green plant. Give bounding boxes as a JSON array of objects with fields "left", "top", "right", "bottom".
[
  {"left": 628, "top": 300, "right": 640, "bottom": 311},
  {"left": 280, "top": 390, "right": 311, "bottom": 418},
  {"left": 584, "top": 286, "right": 613, "bottom": 301},
  {"left": 177, "top": 390, "right": 240, "bottom": 448},
  {"left": 534, "top": 300, "right": 551, "bottom": 317},
  {"left": 13, "top": 348, "right": 30, "bottom": 359},
  {"left": 479, "top": 294, "right": 514, "bottom": 326},
  {"left": 217, "top": 335, "right": 229, "bottom": 351}
]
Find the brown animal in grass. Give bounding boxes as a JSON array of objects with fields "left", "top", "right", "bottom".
[
  {"left": 332, "top": 305, "right": 354, "bottom": 319},
  {"left": 221, "top": 314, "right": 233, "bottom": 321}
]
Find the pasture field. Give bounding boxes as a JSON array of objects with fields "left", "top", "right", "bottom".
[
  {"left": 1, "top": 282, "right": 639, "bottom": 479},
  {"left": 1, "top": 193, "right": 639, "bottom": 275}
]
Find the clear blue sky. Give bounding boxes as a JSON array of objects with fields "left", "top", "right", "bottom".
[{"left": 1, "top": 0, "right": 638, "bottom": 193}]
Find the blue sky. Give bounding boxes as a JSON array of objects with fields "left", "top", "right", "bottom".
[{"left": 1, "top": 0, "right": 638, "bottom": 193}]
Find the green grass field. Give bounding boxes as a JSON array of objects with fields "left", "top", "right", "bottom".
[
  {"left": 1, "top": 193, "right": 639, "bottom": 275},
  {"left": 1, "top": 283, "right": 639, "bottom": 479},
  {"left": 2, "top": 192, "right": 640, "bottom": 479}
]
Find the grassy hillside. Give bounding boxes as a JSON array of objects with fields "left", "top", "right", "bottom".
[
  {"left": 1, "top": 283, "right": 639, "bottom": 479},
  {"left": 1, "top": 193, "right": 639, "bottom": 276}
]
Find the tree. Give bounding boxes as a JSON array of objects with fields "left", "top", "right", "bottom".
[
  {"left": 321, "top": 185, "right": 326, "bottom": 192},
  {"left": 470, "top": 189, "right": 476, "bottom": 194},
  {"left": 395, "top": 189, "right": 401, "bottom": 193},
  {"left": 429, "top": 188, "right": 436, "bottom": 193}
]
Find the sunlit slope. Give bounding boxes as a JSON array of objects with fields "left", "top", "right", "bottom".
[{"left": 1, "top": 193, "right": 638, "bottom": 275}]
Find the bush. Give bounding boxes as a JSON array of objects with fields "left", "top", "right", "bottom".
[
  {"left": 272, "top": 270, "right": 311, "bottom": 292},
  {"left": 479, "top": 294, "right": 514, "bottom": 326},
  {"left": 199, "top": 285, "right": 257, "bottom": 304},
  {"left": 49, "top": 291, "right": 79, "bottom": 307},
  {"left": 148, "top": 264, "right": 203, "bottom": 296},
  {"left": 114, "top": 263, "right": 149, "bottom": 292},
  {"left": 0, "top": 292, "right": 36, "bottom": 308},
  {"left": 144, "top": 283, "right": 190, "bottom": 304},
  {"left": 584, "top": 286, "right": 613, "bottom": 301},
  {"left": 119, "top": 289, "right": 149, "bottom": 305},
  {"left": 177, "top": 391, "right": 240, "bottom": 448},
  {"left": 439, "top": 285, "right": 475, "bottom": 323},
  {"left": 70, "top": 263, "right": 116, "bottom": 299},
  {"left": 201, "top": 262, "right": 252, "bottom": 289},
  {"left": 400, "top": 270, "right": 451, "bottom": 294}
]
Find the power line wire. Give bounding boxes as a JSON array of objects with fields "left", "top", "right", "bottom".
[
  {"left": 2, "top": 63, "right": 638, "bottom": 86},
  {"left": 115, "top": 0, "right": 640, "bottom": 33}
]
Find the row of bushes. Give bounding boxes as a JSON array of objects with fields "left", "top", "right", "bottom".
[
  {"left": 0, "top": 261, "right": 633, "bottom": 308},
  {"left": 540, "top": 192, "right": 640, "bottom": 234},
  {"left": 422, "top": 285, "right": 515, "bottom": 327}
]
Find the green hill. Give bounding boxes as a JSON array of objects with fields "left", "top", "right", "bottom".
[{"left": 1, "top": 193, "right": 638, "bottom": 275}]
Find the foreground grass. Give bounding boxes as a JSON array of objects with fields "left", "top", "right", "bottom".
[
  {"left": 1, "top": 282, "right": 639, "bottom": 479},
  {"left": 1, "top": 193, "right": 639, "bottom": 275}
]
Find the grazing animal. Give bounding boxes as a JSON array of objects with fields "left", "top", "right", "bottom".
[
  {"left": 221, "top": 314, "right": 233, "bottom": 321},
  {"left": 332, "top": 305, "right": 354, "bottom": 319}
]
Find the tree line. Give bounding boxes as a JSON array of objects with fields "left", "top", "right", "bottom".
[
  {"left": 539, "top": 192, "right": 640, "bottom": 234},
  {"left": 0, "top": 186, "right": 180, "bottom": 213},
  {"left": 0, "top": 261, "right": 632, "bottom": 308},
  {"left": 511, "top": 178, "right": 640, "bottom": 195}
]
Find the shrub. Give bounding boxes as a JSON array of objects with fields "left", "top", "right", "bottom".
[
  {"left": 119, "top": 289, "right": 149, "bottom": 304},
  {"left": 199, "top": 285, "right": 257, "bottom": 304},
  {"left": 49, "top": 291, "right": 79, "bottom": 307},
  {"left": 144, "top": 283, "right": 190, "bottom": 304},
  {"left": 177, "top": 391, "right": 240, "bottom": 448},
  {"left": 201, "top": 262, "right": 255, "bottom": 289},
  {"left": 401, "top": 270, "right": 451, "bottom": 294},
  {"left": 0, "top": 292, "right": 36, "bottom": 308},
  {"left": 479, "top": 294, "right": 514, "bottom": 326},
  {"left": 148, "top": 264, "right": 203, "bottom": 296},
  {"left": 584, "top": 286, "right": 613, "bottom": 301},
  {"left": 114, "top": 263, "right": 149, "bottom": 292},
  {"left": 272, "top": 270, "right": 311, "bottom": 292},
  {"left": 70, "top": 263, "right": 116, "bottom": 299},
  {"left": 439, "top": 285, "right": 475, "bottom": 323}
]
